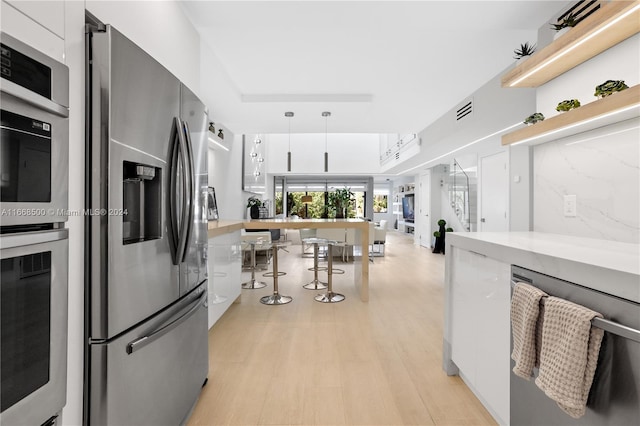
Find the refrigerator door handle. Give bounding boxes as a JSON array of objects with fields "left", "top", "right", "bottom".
[
  {"left": 175, "top": 118, "right": 191, "bottom": 265},
  {"left": 126, "top": 290, "right": 206, "bottom": 355},
  {"left": 181, "top": 120, "right": 196, "bottom": 263},
  {"left": 168, "top": 117, "right": 181, "bottom": 265}
]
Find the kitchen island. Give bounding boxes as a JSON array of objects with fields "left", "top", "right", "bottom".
[
  {"left": 443, "top": 232, "right": 640, "bottom": 425},
  {"left": 207, "top": 219, "right": 370, "bottom": 321}
]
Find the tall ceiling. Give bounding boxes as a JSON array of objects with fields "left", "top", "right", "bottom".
[{"left": 181, "top": 1, "right": 569, "bottom": 134}]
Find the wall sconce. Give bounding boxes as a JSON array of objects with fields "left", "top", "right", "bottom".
[
  {"left": 208, "top": 122, "right": 215, "bottom": 133},
  {"left": 218, "top": 129, "right": 224, "bottom": 139}
]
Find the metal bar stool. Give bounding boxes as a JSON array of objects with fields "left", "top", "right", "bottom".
[
  {"left": 260, "top": 242, "right": 292, "bottom": 305},
  {"left": 315, "top": 242, "right": 345, "bottom": 303},
  {"left": 302, "top": 237, "right": 328, "bottom": 290},
  {"left": 241, "top": 240, "right": 269, "bottom": 289}
]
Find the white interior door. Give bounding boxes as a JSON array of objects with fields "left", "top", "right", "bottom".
[
  {"left": 480, "top": 151, "right": 508, "bottom": 231},
  {"left": 418, "top": 171, "right": 431, "bottom": 248}
]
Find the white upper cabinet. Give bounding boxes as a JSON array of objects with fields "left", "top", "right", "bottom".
[{"left": 4, "top": 0, "right": 65, "bottom": 38}]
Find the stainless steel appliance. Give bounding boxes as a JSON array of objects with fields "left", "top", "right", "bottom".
[
  {"left": 1, "top": 31, "right": 69, "bottom": 426},
  {"left": 1, "top": 32, "right": 69, "bottom": 227},
  {"left": 510, "top": 265, "right": 640, "bottom": 425},
  {"left": 85, "top": 24, "right": 209, "bottom": 425}
]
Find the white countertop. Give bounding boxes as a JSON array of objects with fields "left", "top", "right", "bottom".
[{"left": 447, "top": 232, "right": 640, "bottom": 303}]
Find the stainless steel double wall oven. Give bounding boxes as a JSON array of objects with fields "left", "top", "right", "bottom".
[{"left": 0, "top": 32, "right": 70, "bottom": 426}]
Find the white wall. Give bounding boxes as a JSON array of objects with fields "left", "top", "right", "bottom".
[
  {"left": 86, "top": 0, "right": 201, "bottom": 93},
  {"left": 208, "top": 134, "right": 249, "bottom": 220},
  {"left": 532, "top": 34, "right": 640, "bottom": 243}
]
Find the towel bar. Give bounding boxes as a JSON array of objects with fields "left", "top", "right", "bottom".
[{"left": 511, "top": 280, "right": 640, "bottom": 343}]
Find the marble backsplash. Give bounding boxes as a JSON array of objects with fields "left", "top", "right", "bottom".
[{"left": 533, "top": 118, "right": 640, "bottom": 244}]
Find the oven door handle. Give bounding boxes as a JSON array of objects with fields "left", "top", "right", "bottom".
[
  {"left": 0, "top": 229, "right": 69, "bottom": 249},
  {"left": 1, "top": 80, "right": 69, "bottom": 117},
  {"left": 126, "top": 290, "right": 206, "bottom": 355}
]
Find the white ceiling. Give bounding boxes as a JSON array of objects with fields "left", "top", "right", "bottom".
[{"left": 181, "top": 1, "right": 569, "bottom": 135}]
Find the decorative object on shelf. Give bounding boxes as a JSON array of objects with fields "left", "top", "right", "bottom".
[
  {"left": 594, "top": 80, "right": 629, "bottom": 98},
  {"left": 322, "top": 111, "right": 331, "bottom": 172},
  {"left": 285, "top": 111, "right": 294, "bottom": 172},
  {"left": 432, "top": 219, "right": 453, "bottom": 254},
  {"left": 502, "top": 85, "right": 640, "bottom": 146},
  {"left": 207, "top": 187, "right": 219, "bottom": 221},
  {"left": 329, "top": 187, "right": 353, "bottom": 218},
  {"left": 524, "top": 112, "right": 545, "bottom": 125},
  {"left": 551, "top": 11, "right": 578, "bottom": 31},
  {"left": 502, "top": 2, "right": 639, "bottom": 88},
  {"left": 513, "top": 42, "right": 536, "bottom": 60},
  {"left": 208, "top": 122, "right": 215, "bottom": 133},
  {"left": 217, "top": 129, "right": 224, "bottom": 139},
  {"left": 556, "top": 99, "right": 581, "bottom": 112},
  {"left": 247, "top": 196, "right": 263, "bottom": 219}
]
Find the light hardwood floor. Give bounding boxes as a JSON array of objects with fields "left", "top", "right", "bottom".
[{"left": 188, "top": 231, "right": 496, "bottom": 426}]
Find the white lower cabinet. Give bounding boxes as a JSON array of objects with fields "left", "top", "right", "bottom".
[
  {"left": 450, "top": 246, "right": 511, "bottom": 425},
  {"left": 207, "top": 230, "right": 241, "bottom": 328}
]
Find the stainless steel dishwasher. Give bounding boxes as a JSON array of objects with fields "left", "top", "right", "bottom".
[{"left": 510, "top": 265, "right": 640, "bottom": 425}]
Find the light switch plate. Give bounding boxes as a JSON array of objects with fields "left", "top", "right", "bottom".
[{"left": 564, "top": 195, "right": 577, "bottom": 217}]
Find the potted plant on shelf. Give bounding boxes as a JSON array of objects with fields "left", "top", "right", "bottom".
[
  {"left": 524, "top": 112, "right": 545, "bottom": 125},
  {"left": 432, "top": 219, "right": 453, "bottom": 255},
  {"left": 513, "top": 42, "right": 536, "bottom": 60},
  {"left": 551, "top": 12, "right": 578, "bottom": 39},
  {"left": 556, "top": 99, "right": 581, "bottom": 112},
  {"left": 247, "top": 196, "right": 263, "bottom": 219},
  {"left": 329, "top": 188, "right": 354, "bottom": 219},
  {"left": 594, "top": 80, "right": 629, "bottom": 98}
]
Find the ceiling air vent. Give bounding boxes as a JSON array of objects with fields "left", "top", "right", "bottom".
[{"left": 456, "top": 98, "right": 473, "bottom": 122}]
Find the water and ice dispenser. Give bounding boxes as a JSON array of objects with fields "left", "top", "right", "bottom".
[{"left": 122, "top": 161, "right": 161, "bottom": 244}]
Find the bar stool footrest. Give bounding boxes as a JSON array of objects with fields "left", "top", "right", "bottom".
[{"left": 263, "top": 271, "right": 286, "bottom": 278}]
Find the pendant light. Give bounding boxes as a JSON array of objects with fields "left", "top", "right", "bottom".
[
  {"left": 322, "top": 111, "right": 331, "bottom": 172},
  {"left": 285, "top": 112, "right": 294, "bottom": 172}
]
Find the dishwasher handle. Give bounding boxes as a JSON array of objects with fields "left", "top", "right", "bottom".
[{"left": 510, "top": 280, "right": 640, "bottom": 343}]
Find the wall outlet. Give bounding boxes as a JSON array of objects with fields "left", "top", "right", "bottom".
[{"left": 564, "top": 195, "right": 577, "bottom": 217}]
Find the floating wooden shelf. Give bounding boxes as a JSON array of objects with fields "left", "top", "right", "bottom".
[
  {"left": 502, "top": 1, "right": 640, "bottom": 88},
  {"left": 502, "top": 84, "right": 640, "bottom": 146}
]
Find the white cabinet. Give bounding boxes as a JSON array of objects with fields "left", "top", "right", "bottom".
[
  {"left": 450, "top": 246, "right": 511, "bottom": 425},
  {"left": 5, "top": 0, "right": 65, "bottom": 38},
  {"left": 207, "top": 230, "right": 242, "bottom": 328},
  {"left": 1, "top": 0, "right": 65, "bottom": 62}
]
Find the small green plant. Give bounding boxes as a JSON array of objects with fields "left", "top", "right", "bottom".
[
  {"left": 551, "top": 12, "right": 578, "bottom": 31},
  {"left": 513, "top": 42, "right": 536, "bottom": 60},
  {"left": 556, "top": 99, "right": 581, "bottom": 112},
  {"left": 524, "top": 112, "right": 545, "bottom": 125},
  {"left": 594, "top": 80, "right": 628, "bottom": 98},
  {"left": 246, "top": 196, "right": 263, "bottom": 208},
  {"left": 432, "top": 220, "right": 452, "bottom": 255},
  {"left": 328, "top": 187, "right": 354, "bottom": 218}
]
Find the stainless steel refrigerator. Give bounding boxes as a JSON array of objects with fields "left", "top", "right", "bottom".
[{"left": 85, "top": 24, "right": 209, "bottom": 425}]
